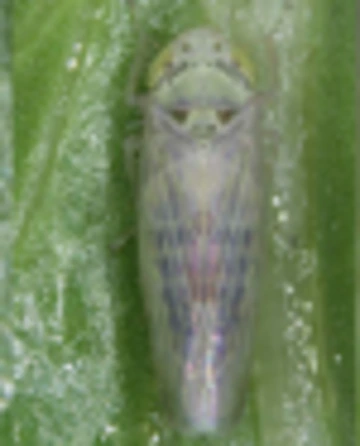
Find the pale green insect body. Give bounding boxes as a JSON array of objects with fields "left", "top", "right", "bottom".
[{"left": 137, "top": 28, "right": 264, "bottom": 433}]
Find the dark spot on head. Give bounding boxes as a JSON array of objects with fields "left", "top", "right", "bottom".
[
  {"left": 217, "top": 109, "right": 237, "bottom": 124},
  {"left": 170, "top": 109, "right": 188, "bottom": 124}
]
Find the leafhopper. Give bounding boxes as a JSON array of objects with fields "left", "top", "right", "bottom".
[{"left": 132, "top": 27, "right": 266, "bottom": 433}]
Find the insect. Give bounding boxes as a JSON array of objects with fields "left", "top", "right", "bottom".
[{"left": 136, "top": 27, "right": 265, "bottom": 433}]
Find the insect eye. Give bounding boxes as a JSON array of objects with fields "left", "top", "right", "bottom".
[
  {"left": 217, "top": 109, "right": 237, "bottom": 124},
  {"left": 170, "top": 109, "right": 188, "bottom": 124}
]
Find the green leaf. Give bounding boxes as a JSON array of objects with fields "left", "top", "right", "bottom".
[{"left": 6, "top": 0, "right": 354, "bottom": 445}]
